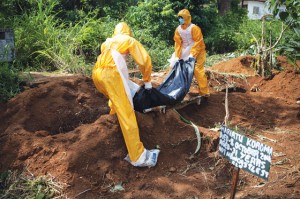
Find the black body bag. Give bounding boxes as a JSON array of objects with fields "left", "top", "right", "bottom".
[{"left": 133, "top": 58, "right": 195, "bottom": 112}]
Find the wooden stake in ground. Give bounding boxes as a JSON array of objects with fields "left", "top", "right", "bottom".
[
  {"left": 224, "top": 86, "right": 229, "bottom": 126},
  {"left": 224, "top": 85, "right": 240, "bottom": 199}
]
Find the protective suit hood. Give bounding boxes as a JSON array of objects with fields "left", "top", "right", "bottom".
[
  {"left": 113, "top": 22, "right": 132, "bottom": 37},
  {"left": 177, "top": 9, "right": 192, "bottom": 25}
]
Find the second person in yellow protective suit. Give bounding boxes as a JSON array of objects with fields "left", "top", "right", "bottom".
[
  {"left": 170, "top": 9, "right": 209, "bottom": 97},
  {"left": 92, "top": 22, "right": 160, "bottom": 167}
]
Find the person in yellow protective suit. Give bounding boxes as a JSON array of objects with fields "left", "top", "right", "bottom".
[
  {"left": 171, "top": 9, "right": 209, "bottom": 97},
  {"left": 92, "top": 22, "right": 160, "bottom": 167}
]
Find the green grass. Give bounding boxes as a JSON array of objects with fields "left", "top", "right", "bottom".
[{"left": 0, "top": 170, "right": 66, "bottom": 199}]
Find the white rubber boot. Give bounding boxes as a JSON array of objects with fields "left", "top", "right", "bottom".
[{"left": 124, "top": 149, "right": 160, "bottom": 168}]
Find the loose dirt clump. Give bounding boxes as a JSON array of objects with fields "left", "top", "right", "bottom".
[{"left": 0, "top": 56, "right": 299, "bottom": 198}]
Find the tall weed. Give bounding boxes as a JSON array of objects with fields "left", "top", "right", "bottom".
[
  {"left": 13, "top": 0, "right": 117, "bottom": 75},
  {"left": 0, "top": 63, "right": 21, "bottom": 102}
]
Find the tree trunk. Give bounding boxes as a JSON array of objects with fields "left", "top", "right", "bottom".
[{"left": 218, "top": 0, "right": 232, "bottom": 15}]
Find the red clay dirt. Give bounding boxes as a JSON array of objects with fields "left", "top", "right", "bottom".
[{"left": 0, "top": 56, "right": 299, "bottom": 198}]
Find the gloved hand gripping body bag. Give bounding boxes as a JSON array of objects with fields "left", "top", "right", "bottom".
[{"left": 133, "top": 58, "right": 195, "bottom": 112}]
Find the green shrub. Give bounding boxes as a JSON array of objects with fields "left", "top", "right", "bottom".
[
  {"left": 147, "top": 40, "right": 174, "bottom": 71},
  {"left": 205, "top": 29, "right": 237, "bottom": 54},
  {"left": 0, "top": 63, "right": 21, "bottom": 103},
  {"left": 125, "top": 0, "right": 177, "bottom": 43},
  {"left": 233, "top": 19, "right": 261, "bottom": 52},
  {"left": 277, "top": 35, "right": 300, "bottom": 67},
  {"left": 205, "top": 11, "right": 246, "bottom": 55},
  {"left": 276, "top": 26, "right": 300, "bottom": 67}
]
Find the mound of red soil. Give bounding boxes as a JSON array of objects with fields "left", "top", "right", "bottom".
[
  {"left": 209, "top": 56, "right": 257, "bottom": 76},
  {"left": 258, "top": 56, "right": 300, "bottom": 101},
  {"left": 0, "top": 56, "right": 299, "bottom": 198}
]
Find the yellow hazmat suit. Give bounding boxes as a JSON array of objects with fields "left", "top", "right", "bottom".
[
  {"left": 92, "top": 22, "right": 156, "bottom": 165},
  {"left": 174, "top": 9, "right": 209, "bottom": 96}
]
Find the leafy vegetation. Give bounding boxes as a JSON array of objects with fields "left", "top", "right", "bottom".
[
  {"left": 205, "top": 10, "right": 246, "bottom": 54},
  {"left": 269, "top": 0, "right": 300, "bottom": 67},
  {"left": 13, "top": 0, "right": 105, "bottom": 74},
  {"left": 0, "top": 63, "right": 21, "bottom": 103}
]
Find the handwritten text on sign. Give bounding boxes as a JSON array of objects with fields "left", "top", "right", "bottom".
[{"left": 219, "top": 126, "right": 273, "bottom": 180}]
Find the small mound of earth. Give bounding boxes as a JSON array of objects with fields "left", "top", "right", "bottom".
[
  {"left": 0, "top": 76, "right": 109, "bottom": 135},
  {"left": 210, "top": 55, "right": 257, "bottom": 76},
  {"left": 259, "top": 68, "right": 300, "bottom": 101}
]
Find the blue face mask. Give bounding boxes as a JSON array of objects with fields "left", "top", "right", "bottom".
[{"left": 179, "top": 17, "right": 184, "bottom": 25}]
